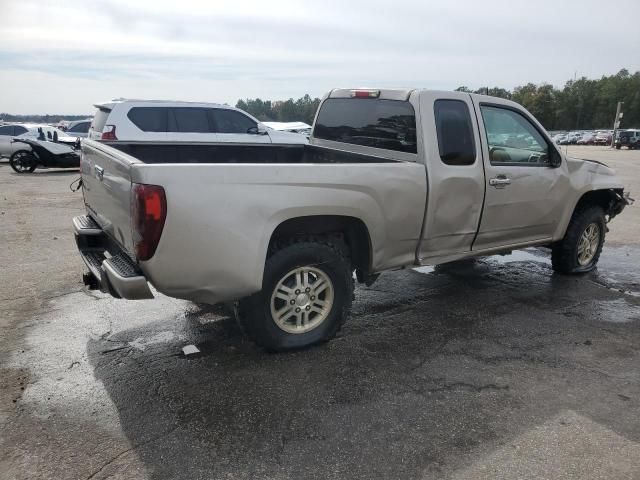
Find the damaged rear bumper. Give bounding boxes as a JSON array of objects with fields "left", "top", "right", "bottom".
[{"left": 73, "top": 215, "right": 154, "bottom": 300}]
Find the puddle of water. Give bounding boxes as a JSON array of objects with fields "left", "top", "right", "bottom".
[
  {"left": 413, "top": 248, "right": 548, "bottom": 275},
  {"left": 484, "top": 248, "right": 550, "bottom": 265},
  {"left": 129, "top": 330, "right": 181, "bottom": 351},
  {"left": 413, "top": 265, "right": 435, "bottom": 274},
  {"left": 595, "top": 298, "right": 640, "bottom": 323}
]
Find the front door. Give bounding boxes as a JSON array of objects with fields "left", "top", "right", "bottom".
[{"left": 472, "top": 101, "right": 569, "bottom": 251}]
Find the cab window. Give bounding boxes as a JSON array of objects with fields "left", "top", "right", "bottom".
[
  {"left": 480, "top": 106, "right": 550, "bottom": 165},
  {"left": 434, "top": 100, "right": 476, "bottom": 165}
]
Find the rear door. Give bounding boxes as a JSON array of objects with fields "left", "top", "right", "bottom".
[
  {"left": 471, "top": 98, "right": 569, "bottom": 250},
  {"left": 418, "top": 92, "right": 486, "bottom": 260}
]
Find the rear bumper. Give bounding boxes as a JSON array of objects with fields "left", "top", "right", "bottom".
[{"left": 73, "top": 215, "right": 153, "bottom": 300}]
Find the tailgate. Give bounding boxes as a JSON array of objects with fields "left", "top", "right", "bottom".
[{"left": 81, "top": 139, "right": 139, "bottom": 257}]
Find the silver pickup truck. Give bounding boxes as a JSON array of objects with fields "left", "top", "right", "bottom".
[{"left": 74, "top": 88, "right": 630, "bottom": 351}]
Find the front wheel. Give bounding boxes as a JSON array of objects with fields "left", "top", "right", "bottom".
[
  {"left": 9, "top": 150, "right": 37, "bottom": 173},
  {"left": 552, "top": 205, "right": 606, "bottom": 274},
  {"left": 237, "top": 239, "right": 354, "bottom": 351}
]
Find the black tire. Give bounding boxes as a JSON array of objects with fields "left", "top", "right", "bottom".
[
  {"left": 551, "top": 205, "right": 606, "bottom": 274},
  {"left": 616, "top": 145, "right": 621, "bottom": 150},
  {"left": 237, "top": 239, "right": 354, "bottom": 352},
  {"left": 10, "top": 150, "right": 37, "bottom": 173}
]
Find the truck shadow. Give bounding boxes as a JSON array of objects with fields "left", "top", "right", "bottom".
[{"left": 86, "top": 250, "right": 640, "bottom": 479}]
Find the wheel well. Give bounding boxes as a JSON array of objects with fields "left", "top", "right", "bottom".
[
  {"left": 575, "top": 189, "right": 624, "bottom": 217},
  {"left": 269, "top": 215, "right": 372, "bottom": 279}
]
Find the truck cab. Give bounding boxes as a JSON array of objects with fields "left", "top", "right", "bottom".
[{"left": 74, "top": 88, "right": 630, "bottom": 351}]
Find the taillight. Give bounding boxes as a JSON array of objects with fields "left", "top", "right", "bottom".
[
  {"left": 131, "top": 184, "right": 166, "bottom": 261},
  {"left": 101, "top": 125, "right": 117, "bottom": 140},
  {"left": 351, "top": 89, "right": 380, "bottom": 98}
]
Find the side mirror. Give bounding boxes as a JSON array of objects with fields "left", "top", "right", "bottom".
[
  {"left": 247, "top": 124, "right": 268, "bottom": 135},
  {"left": 549, "top": 149, "right": 562, "bottom": 168}
]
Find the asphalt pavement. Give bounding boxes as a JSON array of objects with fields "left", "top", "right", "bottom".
[{"left": 1, "top": 147, "right": 640, "bottom": 480}]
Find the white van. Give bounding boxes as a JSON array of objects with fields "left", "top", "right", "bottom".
[{"left": 88, "top": 100, "right": 308, "bottom": 144}]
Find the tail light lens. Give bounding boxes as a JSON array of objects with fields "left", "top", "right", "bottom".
[
  {"left": 351, "top": 89, "right": 380, "bottom": 98},
  {"left": 101, "top": 125, "right": 117, "bottom": 140},
  {"left": 131, "top": 184, "right": 166, "bottom": 261}
]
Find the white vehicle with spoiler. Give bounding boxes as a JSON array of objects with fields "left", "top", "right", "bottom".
[{"left": 74, "top": 88, "right": 631, "bottom": 351}]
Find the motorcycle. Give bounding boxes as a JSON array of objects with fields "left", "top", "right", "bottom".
[{"left": 9, "top": 138, "right": 81, "bottom": 174}]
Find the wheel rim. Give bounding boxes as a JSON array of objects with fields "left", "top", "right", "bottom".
[
  {"left": 577, "top": 222, "right": 600, "bottom": 266},
  {"left": 270, "top": 266, "right": 334, "bottom": 334},
  {"left": 13, "top": 153, "right": 33, "bottom": 172}
]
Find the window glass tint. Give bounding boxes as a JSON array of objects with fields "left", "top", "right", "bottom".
[
  {"left": 14, "top": 126, "right": 28, "bottom": 135},
  {"left": 92, "top": 108, "right": 110, "bottom": 133},
  {"left": 172, "top": 108, "right": 212, "bottom": 133},
  {"left": 212, "top": 109, "right": 256, "bottom": 134},
  {"left": 127, "top": 107, "right": 168, "bottom": 132},
  {"left": 313, "top": 98, "right": 417, "bottom": 154},
  {"left": 69, "top": 121, "right": 90, "bottom": 133},
  {"left": 481, "top": 106, "right": 549, "bottom": 165},
  {"left": 0, "top": 125, "right": 14, "bottom": 135},
  {"left": 434, "top": 100, "right": 476, "bottom": 165}
]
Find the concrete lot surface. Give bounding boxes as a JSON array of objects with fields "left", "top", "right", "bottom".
[{"left": 1, "top": 146, "right": 639, "bottom": 479}]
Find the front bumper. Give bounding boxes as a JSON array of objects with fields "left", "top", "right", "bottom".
[{"left": 73, "top": 215, "right": 154, "bottom": 300}]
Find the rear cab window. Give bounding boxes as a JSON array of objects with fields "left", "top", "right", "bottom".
[{"left": 313, "top": 98, "right": 417, "bottom": 154}]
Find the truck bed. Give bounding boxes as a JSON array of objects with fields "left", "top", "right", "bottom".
[{"left": 79, "top": 139, "right": 427, "bottom": 304}]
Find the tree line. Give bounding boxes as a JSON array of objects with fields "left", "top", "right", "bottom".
[
  {"left": 237, "top": 69, "right": 640, "bottom": 131},
  {"left": 236, "top": 94, "right": 321, "bottom": 126},
  {"left": 0, "top": 113, "right": 89, "bottom": 124},
  {"left": 3, "top": 70, "right": 638, "bottom": 131}
]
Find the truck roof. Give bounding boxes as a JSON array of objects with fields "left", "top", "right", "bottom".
[{"left": 327, "top": 87, "right": 518, "bottom": 105}]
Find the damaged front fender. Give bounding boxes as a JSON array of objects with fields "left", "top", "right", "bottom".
[{"left": 608, "top": 190, "right": 633, "bottom": 221}]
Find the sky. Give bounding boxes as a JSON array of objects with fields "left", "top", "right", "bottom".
[{"left": 1, "top": 0, "right": 639, "bottom": 114}]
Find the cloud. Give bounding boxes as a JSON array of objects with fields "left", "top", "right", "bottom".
[{"left": 1, "top": 0, "right": 639, "bottom": 112}]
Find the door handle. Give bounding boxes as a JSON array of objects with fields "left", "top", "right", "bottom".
[
  {"left": 94, "top": 165, "right": 104, "bottom": 180},
  {"left": 489, "top": 176, "right": 511, "bottom": 188}
]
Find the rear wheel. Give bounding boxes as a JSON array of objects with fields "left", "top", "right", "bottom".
[
  {"left": 237, "top": 239, "right": 353, "bottom": 351},
  {"left": 552, "top": 205, "right": 606, "bottom": 274},
  {"left": 9, "top": 150, "right": 37, "bottom": 173}
]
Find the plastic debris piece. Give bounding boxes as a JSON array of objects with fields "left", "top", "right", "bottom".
[{"left": 182, "top": 344, "right": 200, "bottom": 356}]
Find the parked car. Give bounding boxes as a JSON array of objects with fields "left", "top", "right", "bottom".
[
  {"left": 74, "top": 88, "right": 630, "bottom": 351},
  {"left": 0, "top": 124, "right": 77, "bottom": 158},
  {"left": 577, "top": 133, "right": 595, "bottom": 145},
  {"left": 66, "top": 118, "right": 93, "bottom": 138},
  {"left": 615, "top": 129, "right": 640, "bottom": 150},
  {"left": 88, "top": 100, "right": 308, "bottom": 144},
  {"left": 594, "top": 131, "right": 612, "bottom": 145}
]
